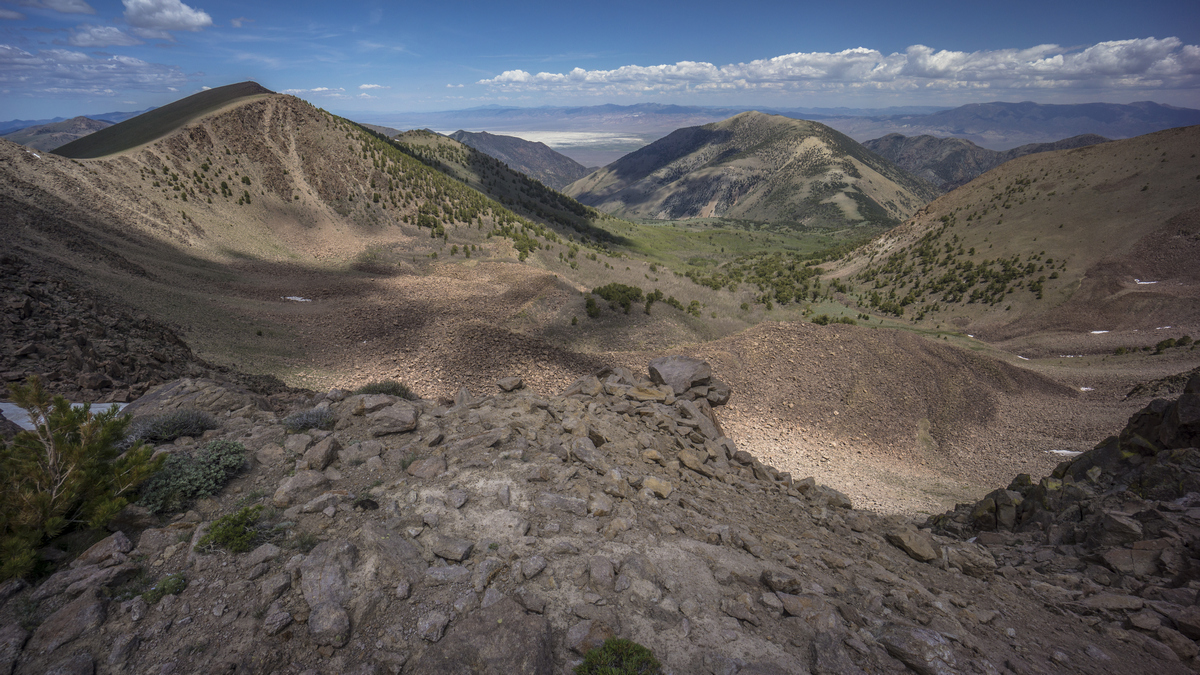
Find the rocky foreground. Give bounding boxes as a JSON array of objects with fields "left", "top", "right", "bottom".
[{"left": 1, "top": 360, "right": 1198, "bottom": 674}]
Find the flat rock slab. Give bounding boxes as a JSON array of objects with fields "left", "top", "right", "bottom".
[
  {"left": 28, "top": 588, "right": 107, "bottom": 655},
  {"left": 887, "top": 527, "right": 939, "bottom": 562},
  {"left": 299, "top": 540, "right": 357, "bottom": 608},
  {"left": 649, "top": 356, "right": 711, "bottom": 395},
  {"left": 369, "top": 402, "right": 419, "bottom": 436},
  {"left": 272, "top": 470, "right": 330, "bottom": 507},
  {"left": 407, "top": 456, "right": 447, "bottom": 478},
  {"left": 406, "top": 598, "right": 552, "bottom": 674}
]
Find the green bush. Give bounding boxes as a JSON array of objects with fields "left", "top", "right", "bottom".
[
  {"left": 575, "top": 638, "right": 662, "bottom": 675},
  {"left": 585, "top": 295, "right": 600, "bottom": 318},
  {"left": 592, "top": 283, "right": 644, "bottom": 314},
  {"left": 137, "top": 440, "right": 247, "bottom": 514},
  {"left": 353, "top": 380, "right": 419, "bottom": 400},
  {"left": 283, "top": 408, "right": 336, "bottom": 432},
  {"left": 0, "top": 377, "right": 162, "bottom": 580},
  {"left": 142, "top": 572, "right": 187, "bottom": 604},
  {"left": 195, "top": 506, "right": 262, "bottom": 553},
  {"left": 125, "top": 409, "right": 218, "bottom": 446}
]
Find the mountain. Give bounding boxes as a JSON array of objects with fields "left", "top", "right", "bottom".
[
  {"left": 863, "top": 133, "right": 1110, "bottom": 191},
  {"left": 54, "top": 82, "right": 274, "bottom": 158},
  {"left": 0, "top": 107, "right": 152, "bottom": 135},
  {"left": 823, "top": 100, "right": 1200, "bottom": 150},
  {"left": 564, "top": 111, "right": 939, "bottom": 227},
  {"left": 831, "top": 125, "right": 1200, "bottom": 346},
  {"left": 447, "top": 130, "right": 590, "bottom": 189},
  {"left": 0, "top": 116, "right": 113, "bottom": 152}
]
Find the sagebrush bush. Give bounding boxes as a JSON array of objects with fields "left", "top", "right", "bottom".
[
  {"left": 283, "top": 408, "right": 335, "bottom": 432},
  {"left": 125, "top": 408, "right": 218, "bottom": 446},
  {"left": 575, "top": 638, "right": 662, "bottom": 675},
  {"left": 142, "top": 572, "right": 187, "bottom": 604},
  {"left": 353, "top": 380, "right": 418, "bottom": 400},
  {"left": 137, "top": 439, "right": 247, "bottom": 514},
  {"left": 0, "top": 376, "right": 162, "bottom": 580},
  {"left": 195, "top": 505, "right": 262, "bottom": 553}
]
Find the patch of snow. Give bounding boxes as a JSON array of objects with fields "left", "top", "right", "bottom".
[
  {"left": 1080, "top": 387, "right": 1095, "bottom": 392},
  {"left": 1, "top": 401, "right": 126, "bottom": 431},
  {"left": 1090, "top": 330, "right": 1109, "bottom": 334},
  {"left": 282, "top": 296, "right": 312, "bottom": 302},
  {"left": 1156, "top": 326, "right": 1172, "bottom": 330},
  {"left": 1048, "top": 449, "right": 1083, "bottom": 456},
  {"left": 1059, "top": 354, "right": 1084, "bottom": 358},
  {"left": 967, "top": 334, "right": 974, "bottom": 338},
  {"left": 1016, "top": 355, "right": 1030, "bottom": 360},
  {"left": 1135, "top": 279, "right": 1158, "bottom": 285}
]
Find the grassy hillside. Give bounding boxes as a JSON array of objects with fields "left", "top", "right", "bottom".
[
  {"left": 53, "top": 82, "right": 273, "bottom": 159},
  {"left": 565, "top": 111, "right": 939, "bottom": 228},
  {"left": 828, "top": 125, "right": 1200, "bottom": 344}
]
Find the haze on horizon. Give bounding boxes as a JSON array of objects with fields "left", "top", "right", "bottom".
[{"left": 0, "top": 0, "right": 1198, "bottom": 121}]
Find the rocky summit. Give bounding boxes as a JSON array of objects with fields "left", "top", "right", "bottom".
[{"left": 2, "top": 358, "right": 1198, "bottom": 674}]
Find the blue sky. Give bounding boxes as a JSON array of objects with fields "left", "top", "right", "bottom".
[{"left": 1, "top": 0, "right": 1198, "bottom": 120}]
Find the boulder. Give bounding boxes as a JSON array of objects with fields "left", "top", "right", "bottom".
[
  {"left": 648, "top": 356, "right": 711, "bottom": 395},
  {"left": 406, "top": 598, "right": 552, "bottom": 674}
]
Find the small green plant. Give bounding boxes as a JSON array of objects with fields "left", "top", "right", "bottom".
[
  {"left": 353, "top": 380, "right": 419, "bottom": 400},
  {"left": 137, "top": 440, "right": 247, "bottom": 514},
  {"left": 283, "top": 408, "right": 336, "bottom": 432},
  {"left": 124, "top": 409, "right": 218, "bottom": 446},
  {"left": 290, "top": 531, "right": 319, "bottom": 553},
  {"left": 1, "top": 377, "right": 162, "bottom": 581},
  {"left": 142, "top": 572, "right": 188, "bottom": 604},
  {"left": 195, "top": 506, "right": 262, "bottom": 553},
  {"left": 575, "top": 638, "right": 662, "bottom": 675},
  {"left": 585, "top": 295, "right": 600, "bottom": 318},
  {"left": 399, "top": 451, "right": 419, "bottom": 471}
]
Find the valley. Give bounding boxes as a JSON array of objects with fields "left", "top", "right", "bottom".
[{"left": 3, "top": 83, "right": 1198, "bottom": 521}]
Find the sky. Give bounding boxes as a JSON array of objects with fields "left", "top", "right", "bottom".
[{"left": 1, "top": 0, "right": 1199, "bottom": 120}]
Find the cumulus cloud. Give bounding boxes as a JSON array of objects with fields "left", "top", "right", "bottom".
[
  {"left": 446, "top": 83, "right": 463, "bottom": 88},
  {"left": 478, "top": 38, "right": 1200, "bottom": 97},
  {"left": 358, "top": 83, "right": 387, "bottom": 90},
  {"left": 282, "top": 86, "right": 349, "bottom": 99},
  {"left": 0, "top": 9, "right": 27, "bottom": 19},
  {"left": 123, "top": 0, "right": 212, "bottom": 39},
  {"left": 65, "top": 24, "right": 143, "bottom": 47},
  {"left": 0, "top": 43, "right": 188, "bottom": 95},
  {"left": 16, "top": 0, "right": 95, "bottom": 14}
]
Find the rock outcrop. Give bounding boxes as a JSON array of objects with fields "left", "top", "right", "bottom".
[{"left": 0, "top": 362, "right": 1192, "bottom": 674}]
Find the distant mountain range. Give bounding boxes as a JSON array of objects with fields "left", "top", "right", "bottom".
[
  {"left": 825, "top": 101, "right": 1200, "bottom": 150},
  {"left": 0, "top": 107, "right": 153, "bottom": 135},
  {"left": 1, "top": 117, "right": 114, "bottom": 152},
  {"left": 863, "top": 133, "right": 1111, "bottom": 191},
  {"left": 447, "top": 130, "right": 590, "bottom": 190},
  {"left": 565, "top": 111, "right": 938, "bottom": 227}
]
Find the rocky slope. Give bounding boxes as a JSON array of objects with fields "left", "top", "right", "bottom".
[
  {"left": 564, "top": 111, "right": 939, "bottom": 227},
  {"left": 863, "top": 133, "right": 1109, "bottom": 191},
  {"left": 0, "top": 116, "right": 113, "bottom": 152},
  {"left": 2, "top": 358, "right": 1193, "bottom": 674},
  {"left": 448, "top": 130, "right": 591, "bottom": 190}
]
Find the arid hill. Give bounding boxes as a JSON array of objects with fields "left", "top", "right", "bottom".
[
  {"left": 448, "top": 130, "right": 590, "bottom": 190},
  {"left": 863, "top": 132, "right": 1110, "bottom": 191},
  {"left": 831, "top": 125, "right": 1200, "bottom": 351},
  {"left": 564, "top": 111, "right": 939, "bottom": 227},
  {"left": 0, "top": 116, "right": 113, "bottom": 152}
]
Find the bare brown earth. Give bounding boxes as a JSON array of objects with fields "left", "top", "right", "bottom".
[{"left": 3, "top": 94, "right": 1198, "bottom": 520}]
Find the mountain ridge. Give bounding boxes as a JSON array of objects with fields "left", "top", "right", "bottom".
[{"left": 447, "top": 130, "right": 590, "bottom": 190}]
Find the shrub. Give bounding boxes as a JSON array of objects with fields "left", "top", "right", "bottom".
[
  {"left": 353, "top": 380, "right": 419, "bottom": 400},
  {"left": 195, "top": 506, "right": 262, "bottom": 553},
  {"left": 0, "top": 377, "right": 162, "bottom": 580},
  {"left": 142, "top": 573, "right": 187, "bottom": 604},
  {"left": 283, "top": 408, "right": 336, "bottom": 432},
  {"left": 137, "top": 440, "right": 247, "bottom": 514},
  {"left": 575, "top": 638, "right": 662, "bottom": 675},
  {"left": 125, "top": 409, "right": 218, "bottom": 446},
  {"left": 592, "top": 283, "right": 643, "bottom": 314},
  {"left": 585, "top": 295, "right": 600, "bottom": 318}
]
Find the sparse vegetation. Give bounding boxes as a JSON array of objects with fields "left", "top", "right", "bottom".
[
  {"left": 125, "top": 408, "right": 218, "bottom": 446},
  {"left": 575, "top": 638, "right": 662, "bottom": 675},
  {"left": 354, "top": 380, "right": 419, "bottom": 400},
  {"left": 283, "top": 408, "right": 336, "bottom": 432},
  {"left": 137, "top": 440, "right": 247, "bottom": 514},
  {"left": 195, "top": 505, "right": 263, "bottom": 554},
  {"left": 142, "top": 572, "right": 188, "bottom": 604}
]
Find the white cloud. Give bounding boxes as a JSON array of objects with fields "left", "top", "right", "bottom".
[
  {"left": 358, "top": 83, "right": 387, "bottom": 90},
  {"left": 478, "top": 38, "right": 1200, "bottom": 97},
  {"left": 230, "top": 16, "right": 251, "bottom": 28},
  {"left": 65, "top": 24, "right": 143, "bottom": 47},
  {"left": 16, "top": 0, "right": 95, "bottom": 14},
  {"left": 123, "top": 0, "right": 212, "bottom": 38},
  {"left": 357, "top": 92, "right": 374, "bottom": 99},
  {"left": 0, "top": 9, "right": 27, "bottom": 19},
  {"left": 0, "top": 43, "right": 188, "bottom": 95},
  {"left": 282, "top": 86, "right": 349, "bottom": 99},
  {"left": 446, "top": 83, "right": 463, "bottom": 88}
]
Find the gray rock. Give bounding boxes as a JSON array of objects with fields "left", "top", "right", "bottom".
[
  {"left": 299, "top": 540, "right": 357, "bottom": 608},
  {"left": 649, "top": 356, "right": 712, "bottom": 395},
  {"left": 430, "top": 534, "right": 474, "bottom": 562},
  {"left": 566, "top": 619, "right": 614, "bottom": 655},
  {"left": 27, "top": 588, "right": 107, "bottom": 655},
  {"left": 522, "top": 556, "right": 548, "bottom": 579},
  {"left": 0, "top": 623, "right": 29, "bottom": 675},
  {"left": 472, "top": 558, "right": 504, "bottom": 592},
  {"left": 417, "top": 611, "right": 450, "bottom": 642},
  {"left": 360, "top": 520, "right": 425, "bottom": 576},
  {"left": 107, "top": 632, "right": 139, "bottom": 666},
  {"left": 369, "top": 402, "right": 419, "bottom": 436},
  {"left": 245, "top": 543, "right": 282, "bottom": 567},
  {"left": 407, "top": 456, "right": 447, "bottom": 479},
  {"left": 406, "top": 598, "right": 552, "bottom": 674},
  {"left": 536, "top": 492, "right": 587, "bottom": 516},
  {"left": 71, "top": 531, "right": 132, "bottom": 568},
  {"left": 570, "top": 437, "right": 610, "bottom": 474},
  {"left": 448, "top": 489, "right": 468, "bottom": 509},
  {"left": 425, "top": 565, "right": 471, "bottom": 586},
  {"left": 877, "top": 624, "right": 957, "bottom": 675},
  {"left": 44, "top": 652, "right": 94, "bottom": 675},
  {"left": 497, "top": 377, "right": 524, "bottom": 392},
  {"left": 263, "top": 602, "right": 293, "bottom": 636},
  {"left": 588, "top": 556, "right": 616, "bottom": 591},
  {"left": 303, "top": 436, "right": 341, "bottom": 470},
  {"left": 887, "top": 526, "right": 939, "bottom": 562},
  {"left": 308, "top": 602, "right": 351, "bottom": 647},
  {"left": 272, "top": 470, "right": 330, "bottom": 507}
]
